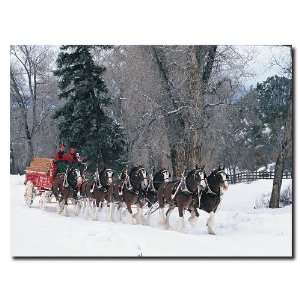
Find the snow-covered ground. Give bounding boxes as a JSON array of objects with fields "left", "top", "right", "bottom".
[{"left": 11, "top": 175, "right": 292, "bottom": 257}]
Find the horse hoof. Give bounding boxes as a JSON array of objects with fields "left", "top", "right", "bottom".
[
  {"left": 188, "top": 217, "right": 198, "bottom": 226},
  {"left": 207, "top": 228, "right": 216, "bottom": 235},
  {"left": 165, "top": 224, "right": 172, "bottom": 230},
  {"left": 159, "top": 219, "right": 167, "bottom": 225}
]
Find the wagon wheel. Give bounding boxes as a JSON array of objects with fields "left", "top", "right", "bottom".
[{"left": 24, "top": 181, "right": 34, "bottom": 207}]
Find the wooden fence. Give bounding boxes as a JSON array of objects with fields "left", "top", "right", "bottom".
[{"left": 229, "top": 171, "right": 292, "bottom": 184}]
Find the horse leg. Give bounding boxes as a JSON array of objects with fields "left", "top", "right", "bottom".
[
  {"left": 207, "top": 212, "right": 216, "bottom": 235},
  {"left": 39, "top": 192, "right": 47, "bottom": 210},
  {"left": 188, "top": 200, "right": 199, "bottom": 226},
  {"left": 126, "top": 201, "right": 135, "bottom": 224},
  {"left": 103, "top": 198, "right": 110, "bottom": 221},
  {"left": 165, "top": 206, "right": 174, "bottom": 229},
  {"left": 84, "top": 197, "right": 92, "bottom": 219},
  {"left": 133, "top": 202, "right": 145, "bottom": 225},
  {"left": 57, "top": 199, "right": 63, "bottom": 214},
  {"left": 57, "top": 192, "right": 64, "bottom": 214},
  {"left": 93, "top": 199, "right": 100, "bottom": 221},
  {"left": 108, "top": 199, "right": 114, "bottom": 222},
  {"left": 111, "top": 200, "right": 119, "bottom": 223},
  {"left": 188, "top": 208, "right": 198, "bottom": 226},
  {"left": 119, "top": 202, "right": 127, "bottom": 223},
  {"left": 145, "top": 204, "right": 153, "bottom": 226},
  {"left": 74, "top": 196, "right": 81, "bottom": 216},
  {"left": 80, "top": 197, "right": 87, "bottom": 217},
  {"left": 63, "top": 195, "right": 69, "bottom": 216},
  {"left": 176, "top": 204, "right": 186, "bottom": 232},
  {"left": 158, "top": 196, "right": 167, "bottom": 225}
]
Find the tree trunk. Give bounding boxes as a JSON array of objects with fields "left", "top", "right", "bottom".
[
  {"left": 269, "top": 88, "right": 292, "bottom": 208},
  {"left": 26, "top": 138, "right": 34, "bottom": 168},
  {"left": 10, "top": 144, "right": 17, "bottom": 174},
  {"left": 152, "top": 46, "right": 217, "bottom": 177}
]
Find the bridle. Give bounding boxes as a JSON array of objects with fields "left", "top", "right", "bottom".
[
  {"left": 215, "top": 170, "right": 230, "bottom": 183},
  {"left": 206, "top": 170, "right": 229, "bottom": 195},
  {"left": 63, "top": 167, "right": 82, "bottom": 189}
]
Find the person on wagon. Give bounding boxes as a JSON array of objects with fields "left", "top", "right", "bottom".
[
  {"left": 63, "top": 146, "right": 78, "bottom": 162},
  {"left": 54, "top": 143, "right": 65, "bottom": 161}
]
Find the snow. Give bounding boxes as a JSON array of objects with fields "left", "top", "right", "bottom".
[
  {"left": 11, "top": 175, "right": 292, "bottom": 257},
  {"left": 262, "top": 126, "right": 272, "bottom": 135},
  {"left": 257, "top": 162, "right": 276, "bottom": 172}
]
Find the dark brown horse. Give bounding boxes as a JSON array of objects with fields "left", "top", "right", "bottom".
[
  {"left": 157, "top": 166, "right": 207, "bottom": 231},
  {"left": 197, "top": 166, "right": 229, "bottom": 234},
  {"left": 114, "top": 166, "right": 148, "bottom": 224},
  {"left": 140, "top": 169, "right": 171, "bottom": 223},
  {"left": 52, "top": 166, "right": 84, "bottom": 216},
  {"left": 80, "top": 168, "right": 114, "bottom": 220}
]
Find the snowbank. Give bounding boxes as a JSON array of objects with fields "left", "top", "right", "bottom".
[{"left": 11, "top": 175, "right": 292, "bottom": 257}]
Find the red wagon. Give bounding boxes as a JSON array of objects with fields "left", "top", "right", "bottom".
[{"left": 24, "top": 157, "right": 57, "bottom": 207}]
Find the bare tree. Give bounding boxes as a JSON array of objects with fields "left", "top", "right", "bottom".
[
  {"left": 269, "top": 46, "right": 293, "bottom": 208},
  {"left": 10, "top": 45, "right": 56, "bottom": 168},
  {"left": 151, "top": 46, "right": 217, "bottom": 176}
]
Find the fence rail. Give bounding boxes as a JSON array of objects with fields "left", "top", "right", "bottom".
[{"left": 229, "top": 171, "right": 292, "bottom": 184}]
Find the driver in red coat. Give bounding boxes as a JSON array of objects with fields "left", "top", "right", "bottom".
[
  {"left": 54, "top": 143, "right": 65, "bottom": 161},
  {"left": 63, "top": 147, "right": 78, "bottom": 162}
]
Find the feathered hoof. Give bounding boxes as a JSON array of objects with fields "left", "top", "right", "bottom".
[
  {"left": 165, "top": 223, "right": 172, "bottom": 230},
  {"left": 159, "top": 218, "right": 167, "bottom": 225},
  {"left": 188, "top": 216, "right": 198, "bottom": 226},
  {"left": 207, "top": 226, "right": 216, "bottom": 235}
]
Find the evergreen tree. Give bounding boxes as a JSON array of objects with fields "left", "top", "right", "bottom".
[
  {"left": 243, "top": 76, "right": 292, "bottom": 168},
  {"left": 256, "top": 75, "right": 291, "bottom": 143},
  {"left": 53, "top": 45, "right": 127, "bottom": 170}
]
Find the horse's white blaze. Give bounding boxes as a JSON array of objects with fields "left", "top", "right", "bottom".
[
  {"left": 207, "top": 212, "right": 216, "bottom": 235},
  {"left": 107, "top": 170, "right": 113, "bottom": 183},
  {"left": 163, "top": 171, "right": 170, "bottom": 181},
  {"left": 141, "top": 169, "right": 148, "bottom": 186},
  {"left": 199, "top": 172, "right": 207, "bottom": 189}
]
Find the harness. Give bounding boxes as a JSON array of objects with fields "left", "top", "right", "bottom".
[
  {"left": 90, "top": 168, "right": 112, "bottom": 193},
  {"left": 63, "top": 167, "right": 69, "bottom": 188},
  {"left": 170, "top": 171, "right": 186, "bottom": 200}
]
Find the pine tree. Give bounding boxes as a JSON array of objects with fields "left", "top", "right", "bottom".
[
  {"left": 256, "top": 75, "right": 291, "bottom": 142},
  {"left": 53, "top": 46, "right": 127, "bottom": 170},
  {"left": 243, "top": 76, "right": 292, "bottom": 168}
]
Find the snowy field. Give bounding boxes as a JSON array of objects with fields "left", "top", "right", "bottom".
[{"left": 11, "top": 175, "right": 292, "bottom": 257}]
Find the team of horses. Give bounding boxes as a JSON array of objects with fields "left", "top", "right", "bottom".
[{"left": 50, "top": 164, "right": 229, "bottom": 234}]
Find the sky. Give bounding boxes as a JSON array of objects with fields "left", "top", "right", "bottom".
[{"left": 239, "top": 45, "right": 292, "bottom": 87}]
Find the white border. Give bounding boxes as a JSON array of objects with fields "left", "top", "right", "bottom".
[{"left": 1, "top": 1, "right": 299, "bottom": 300}]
